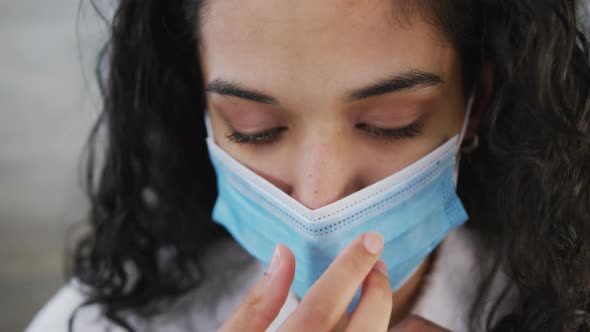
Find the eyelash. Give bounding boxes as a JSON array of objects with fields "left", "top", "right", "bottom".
[
  {"left": 226, "top": 122, "right": 424, "bottom": 145},
  {"left": 226, "top": 127, "right": 287, "bottom": 144},
  {"left": 355, "top": 121, "right": 424, "bottom": 140}
]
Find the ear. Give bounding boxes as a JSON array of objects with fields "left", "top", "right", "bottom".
[{"left": 466, "top": 63, "right": 494, "bottom": 137}]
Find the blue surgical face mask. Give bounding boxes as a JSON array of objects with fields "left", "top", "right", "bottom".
[{"left": 205, "top": 97, "right": 473, "bottom": 302}]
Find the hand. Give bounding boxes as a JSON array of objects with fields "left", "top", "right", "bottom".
[{"left": 218, "top": 232, "right": 392, "bottom": 331}]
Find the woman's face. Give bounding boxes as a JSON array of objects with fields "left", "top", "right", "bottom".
[{"left": 200, "top": 0, "right": 466, "bottom": 209}]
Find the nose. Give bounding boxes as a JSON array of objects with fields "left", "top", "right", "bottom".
[{"left": 288, "top": 134, "right": 365, "bottom": 210}]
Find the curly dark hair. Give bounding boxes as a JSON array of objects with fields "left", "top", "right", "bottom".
[{"left": 68, "top": 0, "right": 590, "bottom": 331}]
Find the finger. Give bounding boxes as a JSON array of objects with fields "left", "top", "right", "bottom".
[
  {"left": 280, "top": 232, "right": 384, "bottom": 331},
  {"left": 345, "top": 260, "right": 392, "bottom": 332},
  {"left": 218, "top": 244, "right": 295, "bottom": 332}
]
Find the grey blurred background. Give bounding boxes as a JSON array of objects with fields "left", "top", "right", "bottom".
[{"left": 0, "top": 1, "right": 105, "bottom": 330}]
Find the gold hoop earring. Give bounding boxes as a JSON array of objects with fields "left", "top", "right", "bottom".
[{"left": 460, "top": 135, "right": 479, "bottom": 154}]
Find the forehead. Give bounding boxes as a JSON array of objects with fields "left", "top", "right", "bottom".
[{"left": 200, "top": 0, "right": 457, "bottom": 105}]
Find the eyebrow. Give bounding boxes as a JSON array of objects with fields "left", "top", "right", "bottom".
[
  {"left": 205, "top": 69, "right": 443, "bottom": 105},
  {"left": 206, "top": 79, "right": 278, "bottom": 104},
  {"left": 346, "top": 70, "right": 443, "bottom": 102}
]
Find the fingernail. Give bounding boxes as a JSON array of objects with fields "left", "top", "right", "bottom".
[
  {"left": 373, "top": 260, "right": 388, "bottom": 276},
  {"left": 363, "top": 232, "right": 383, "bottom": 255},
  {"left": 266, "top": 245, "right": 282, "bottom": 276}
]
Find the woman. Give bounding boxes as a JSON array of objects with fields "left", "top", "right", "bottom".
[{"left": 27, "top": 0, "right": 590, "bottom": 331}]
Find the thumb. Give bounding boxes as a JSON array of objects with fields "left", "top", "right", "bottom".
[{"left": 219, "top": 244, "right": 295, "bottom": 332}]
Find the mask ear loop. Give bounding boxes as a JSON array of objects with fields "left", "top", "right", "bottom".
[
  {"left": 205, "top": 111, "right": 214, "bottom": 140},
  {"left": 453, "top": 94, "right": 475, "bottom": 185}
]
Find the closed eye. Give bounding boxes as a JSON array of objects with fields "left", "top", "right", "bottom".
[
  {"left": 226, "top": 127, "right": 287, "bottom": 145},
  {"left": 225, "top": 121, "right": 424, "bottom": 145},
  {"left": 356, "top": 121, "right": 424, "bottom": 140}
]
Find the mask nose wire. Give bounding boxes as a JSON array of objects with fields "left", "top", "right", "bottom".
[{"left": 453, "top": 94, "right": 476, "bottom": 184}]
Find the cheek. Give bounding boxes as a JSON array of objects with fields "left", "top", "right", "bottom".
[
  {"left": 208, "top": 110, "right": 294, "bottom": 189},
  {"left": 358, "top": 136, "right": 440, "bottom": 184},
  {"left": 418, "top": 99, "right": 465, "bottom": 143},
  {"left": 209, "top": 110, "right": 248, "bottom": 162},
  {"left": 359, "top": 114, "right": 464, "bottom": 183}
]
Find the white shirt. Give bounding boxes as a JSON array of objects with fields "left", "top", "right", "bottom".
[{"left": 25, "top": 226, "right": 515, "bottom": 332}]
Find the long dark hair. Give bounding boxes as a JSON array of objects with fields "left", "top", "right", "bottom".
[{"left": 69, "top": 1, "right": 590, "bottom": 331}]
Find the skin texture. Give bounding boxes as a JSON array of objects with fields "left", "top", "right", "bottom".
[{"left": 199, "top": 0, "right": 471, "bottom": 330}]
